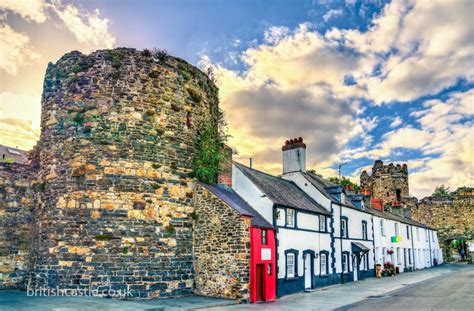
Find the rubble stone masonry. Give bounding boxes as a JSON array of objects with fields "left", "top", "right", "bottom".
[
  {"left": 28, "top": 48, "right": 219, "bottom": 298},
  {"left": 0, "top": 163, "right": 38, "bottom": 288},
  {"left": 193, "top": 184, "right": 251, "bottom": 302},
  {"left": 413, "top": 195, "right": 474, "bottom": 241}
]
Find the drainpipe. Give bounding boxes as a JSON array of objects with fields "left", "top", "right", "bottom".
[
  {"left": 410, "top": 225, "right": 415, "bottom": 270},
  {"left": 273, "top": 205, "right": 279, "bottom": 296},
  {"left": 428, "top": 229, "right": 432, "bottom": 267},
  {"left": 370, "top": 215, "right": 375, "bottom": 268},
  {"left": 339, "top": 204, "right": 344, "bottom": 284}
]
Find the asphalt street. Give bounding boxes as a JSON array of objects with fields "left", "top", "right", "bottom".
[{"left": 337, "top": 264, "right": 473, "bottom": 311}]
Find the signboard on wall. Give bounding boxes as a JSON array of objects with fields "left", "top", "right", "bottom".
[
  {"left": 391, "top": 236, "right": 402, "bottom": 243},
  {"left": 261, "top": 248, "right": 271, "bottom": 260}
]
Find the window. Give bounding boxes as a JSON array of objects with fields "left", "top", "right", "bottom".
[
  {"left": 382, "top": 247, "right": 387, "bottom": 264},
  {"left": 267, "top": 264, "right": 272, "bottom": 275},
  {"left": 380, "top": 219, "right": 385, "bottom": 236},
  {"left": 342, "top": 253, "right": 350, "bottom": 273},
  {"left": 396, "top": 189, "right": 401, "bottom": 201},
  {"left": 406, "top": 225, "right": 410, "bottom": 240},
  {"left": 432, "top": 231, "right": 435, "bottom": 242},
  {"left": 425, "top": 229, "right": 429, "bottom": 242},
  {"left": 375, "top": 247, "right": 380, "bottom": 264},
  {"left": 408, "top": 249, "right": 412, "bottom": 265},
  {"left": 286, "top": 209, "right": 295, "bottom": 227},
  {"left": 319, "top": 215, "right": 326, "bottom": 232},
  {"left": 341, "top": 218, "right": 348, "bottom": 238},
  {"left": 397, "top": 247, "right": 401, "bottom": 265},
  {"left": 362, "top": 221, "right": 368, "bottom": 240},
  {"left": 261, "top": 229, "right": 267, "bottom": 245},
  {"left": 320, "top": 253, "right": 328, "bottom": 275},
  {"left": 416, "top": 228, "right": 420, "bottom": 241},
  {"left": 395, "top": 223, "right": 399, "bottom": 236},
  {"left": 286, "top": 253, "right": 296, "bottom": 278}
]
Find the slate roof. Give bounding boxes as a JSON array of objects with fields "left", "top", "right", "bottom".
[
  {"left": 303, "top": 172, "right": 434, "bottom": 229},
  {"left": 368, "top": 207, "right": 433, "bottom": 229},
  {"left": 233, "top": 162, "right": 330, "bottom": 215},
  {"left": 199, "top": 182, "right": 274, "bottom": 229},
  {"left": 303, "top": 172, "right": 358, "bottom": 209},
  {"left": 0, "top": 145, "right": 28, "bottom": 164}
]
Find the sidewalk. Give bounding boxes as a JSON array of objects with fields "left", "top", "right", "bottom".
[
  {"left": 213, "top": 264, "right": 462, "bottom": 311},
  {"left": 0, "top": 291, "right": 234, "bottom": 311}
]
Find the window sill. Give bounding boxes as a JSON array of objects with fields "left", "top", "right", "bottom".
[{"left": 285, "top": 276, "right": 299, "bottom": 281}]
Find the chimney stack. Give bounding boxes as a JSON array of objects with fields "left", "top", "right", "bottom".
[
  {"left": 282, "top": 137, "right": 306, "bottom": 175},
  {"left": 217, "top": 145, "right": 233, "bottom": 187}
]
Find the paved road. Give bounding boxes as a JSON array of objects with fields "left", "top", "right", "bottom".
[
  {"left": 215, "top": 264, "right": 471, "bottom": 311},
  {"left": 338, "top": 264, "right": 473, "bottom": 311}
]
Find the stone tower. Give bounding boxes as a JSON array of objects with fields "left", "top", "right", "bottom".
[
  {"left": 360, "top": 160, "right": 409, "bottom": 207},
  {"left": 31, "top": 48, "right": 219, "bottom": 298}
]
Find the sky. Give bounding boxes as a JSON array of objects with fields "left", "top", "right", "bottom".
[{"left": 0, "top": 0, "right": 473, "bottom": 198}]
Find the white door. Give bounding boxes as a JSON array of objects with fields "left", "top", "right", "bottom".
[
  {"left": 353, "top": 257, "right": 358, "bottom": 281},
  {"left": 304, "top": 254, "right": 312, "bottom": 289}
]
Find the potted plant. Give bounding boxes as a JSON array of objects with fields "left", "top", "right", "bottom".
[{"left": 383, "top": 261, "right": 395, "bottom": 276}]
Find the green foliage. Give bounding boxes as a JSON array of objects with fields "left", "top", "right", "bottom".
[
  {"left": 142, "top": 49, "right": 152, "bottom": 57},
  {"left": 165, "top": 224, "right": 176, "bottom": 235},
  {"left": 452, "top": 186, "right": 474, "bottom": 195},
  {"left": 72, "top": 64, "right": 81, "bottom": 73},
  {"left": 307, "top": 169, "right": 322, "bottom": 177},
  {"left": 108, "top": 50, "right": 125, "bottom": 69},
  {"left": 55, "top": 69, "right": 67, "bottom": 80},
  {"left": 122, "top": 246, "right": 129, "bottom": 254},
  {"left": 151, "top": 163, "right": 161, "bottom": 169},
  {"left": 328, "top": 176, "right": 360, "bottom": 193},
  {"left": 182, "top": 70, "right": 192, "bottom": 81},
  {"left": 0, "top": 157, "right": 15, "bottom": 164},
  {"left": 72, "top": 112, "right": 84, "bottom": 125},
  {"left": 187, "top": 87, "right": 202, "bottom": 103},
  {"left": 36, "top": 182, "right": 46, "bottom": 192},
  {"left": 193, "top": 108, "right": 229, "bottom": 184},
  {"left": 95, "top": 233, "right": 114, "bottom": 240},
  {"left": 69, "top": 75, "right": 79, "bottom": 84},
  {"left": 152, "top": 183, "right": 161, "bottom": 190},
  {"left": 188, "top": 211, "right": 198, "bottom": 220},
  {"left": 153, "top": 48, "right": 168, "bottom": 62},
  {"left": 432, "top": 184, "right": 450, "bottom": 197}
]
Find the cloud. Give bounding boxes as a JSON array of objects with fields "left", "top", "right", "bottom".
[
  {"left": 52, "top": 1, "right": 115, "bottom": 48},
  {"left": 323, "top": 9, "right": 343, "bottom": 22},
  {"left": 389, "top": 116, "right": 402, "bottom": 128},
  {"left": 0, "top": 0, "right": 49, "bottom": 23},
  {"left": 0, "top": 91, "right": 41, "bottom": 149},
  {"left": 0, "top": 24, "right": 39, "bottom": 75}
]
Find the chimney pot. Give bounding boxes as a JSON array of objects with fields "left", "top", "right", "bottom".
[{"left": 298, "top": 137, "right": 303, "bottom": 142}]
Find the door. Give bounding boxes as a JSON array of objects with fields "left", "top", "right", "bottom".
[
  {"left": 304, "top": 254, "right": 312, "bottom": 289},
  {"left": 256, "top": 264, "right": 264, "bottom": 302},
  {"left": 353, "top": 256, "right": 358, "bottom": 281}
]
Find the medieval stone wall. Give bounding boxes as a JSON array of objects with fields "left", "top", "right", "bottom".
[
  {"left": 0, "top": 163, "right": 37, "bottom": 288},
  {"left": 193, "top": 184, "right": 251, "bottom": 302},
  {"left": 31, "top": 48, "right": 219, "bottom": 298},
  {"left": 412, "top": 195, "right": 474, "bottom": 241}
]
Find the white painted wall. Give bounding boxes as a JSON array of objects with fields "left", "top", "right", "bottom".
[
  {"left": 282, "top": 172, "right": 332, "bottom": 211},
  {"left": 232, "top": 163, "right": 274, "bottom": 224}
]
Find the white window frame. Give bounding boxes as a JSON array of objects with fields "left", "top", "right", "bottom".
[
  {"left": 416, "top": 228, "right": 420, "bottom": 241},
  {"left": 397, "top": 247, "right": 401, "bottom": 265},
  {"left": 320, "top": 253, "right": 327, "bottom": 275},
  {"left": 286, "top": 209, "right": 295, "bottom": 227},
  {"left": 395, "top": 223, "right": 399, "bottom": 236},
  {"left": 319, "top": 215, "right": 326, "bottom": 232},
  {"left": 286, "top": 253, "right": 295, "bottom": 278},
  {"left": 406, "top": 225, "right": 410, "bottom": 240},
  {"left": 341, "top": 219, "right": 348, "bottom": 238},
  {"left": 380, "top": 219, "right": 385, "bottom": 236},
  {"left": 363, "top": 223, "right": 367, "bottom": 239}
]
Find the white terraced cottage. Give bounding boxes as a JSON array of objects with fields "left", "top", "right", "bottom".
[{"left": 229, "top": 138, "right": 442, "bottom": 297}]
